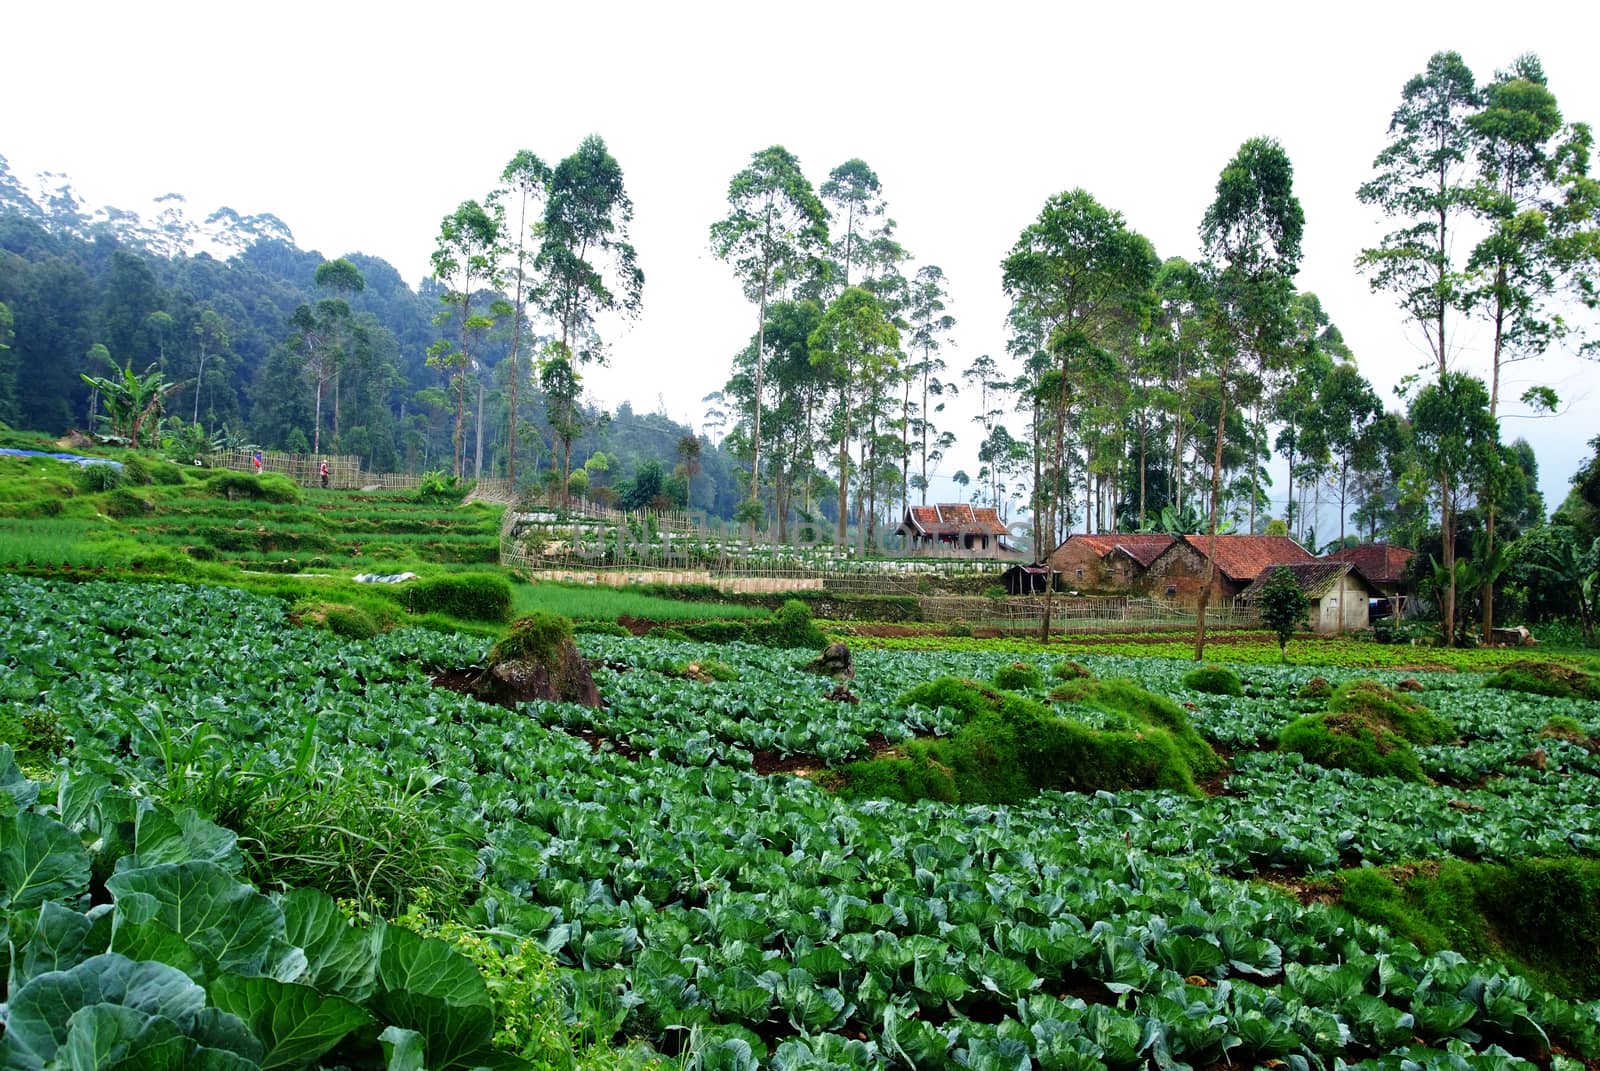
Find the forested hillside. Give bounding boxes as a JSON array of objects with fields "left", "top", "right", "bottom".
[{"left": 0, "top": 154, "right": 741, "bottom": 515}]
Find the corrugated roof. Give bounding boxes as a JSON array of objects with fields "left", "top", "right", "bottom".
[
  {"left": 1179, "top": 534, "right": 1317, "bottom": 581},
  {"left": 1239, "top": 560, "right": 1359, "bottom": 600},
  {"left": 1327, "top": 544, "right": 1414, "bottom": 585}
]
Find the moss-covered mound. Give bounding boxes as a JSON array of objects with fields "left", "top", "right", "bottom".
[
  {"left": 1278, "top": 679, "right": 1452, "bottom": 782},
  {"left": 1485, "top": 660, "right": 1600, "bottom": 702},
  {"left": 1333, "top": 856, "right": 1600, "bottom": 1001},
  {"left": 1183, "top": 664, "right": 1244, "bottom": 697},
  {"left": 835, "top": 676, "right": 1219, "bottom": 804},
  {"left": 993, "top": 661, "right": 1043, "bottom": 691},
  {"left": 1539, "top": 714, "right": 1600, "bottom": 753}
]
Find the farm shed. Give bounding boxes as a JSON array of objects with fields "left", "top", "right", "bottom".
[
  {"left": 1240, "top": 561, "right": 1378, "bottom": 634},
  {"left": 897, "top": 504, "right": 1012, "bottom": 555},
  {"left": 1145, "top": 534, "right": 1318, "bottom": 602},
  {"left": 1001, "top": 564, "right": 1053, "bottom": 595},
  {"left": 1047, "top": 534, "right": 1176, "bottom": 592}
]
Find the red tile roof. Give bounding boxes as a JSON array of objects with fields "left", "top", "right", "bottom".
[
  {"left": 899, "top": 505, "right": 1008, "bottom": 536},
  {"left": 1179, "top": 534, "right": 1316, "bottom": 581},
  {"left": 1327, "top": 544, "right": 1414, "bottom": 585},
  {"left": 1057, "top": 533, "right": 1177, "bottom": 567}
]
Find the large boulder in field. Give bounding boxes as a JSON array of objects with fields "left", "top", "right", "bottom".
[{"left": 469, "top": 612, "right": 601, "bottom": 708}]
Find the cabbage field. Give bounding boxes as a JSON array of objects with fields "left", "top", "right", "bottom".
[{"left": 1, "top": 575, "right": 1597, "bottom": 1071}]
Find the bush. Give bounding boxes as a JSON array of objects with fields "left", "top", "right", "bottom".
[
  {"left": 490, "top": 612, "right": 575, "bottom": 667},
  {"left": 993, "top": 661, "right": 1042, "bottom": 691},
  {"left": 413, "top": 470, "right": 473, "bottom": 504},
  {"left": 1183, "top": 664, "right": 1244, "bottom": 696},
  {"left": 99, "top": 487, "right": 154, "bottom": 517},
  {"left": 404, "top": 573, "right": 513, "bottom": 623},
  {"left": 119, "top": 455, "right": 153, "bottom": 485},
  {"left": 73, "top": 462, "right": 125, "bottom": 492},
  {"left": 756, "top": 599, "right": 828, "bottom": 650}
]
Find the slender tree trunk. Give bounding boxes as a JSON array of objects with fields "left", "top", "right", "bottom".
[
  {"left": 1194, "top": 358, "right": 1229, "bottom": 661},
  {"left": 474, "top": 379, "right": 484, "bottom": 481},
  {"left": 1483, "top": 268, "right": 1507, "bottom": 643}
]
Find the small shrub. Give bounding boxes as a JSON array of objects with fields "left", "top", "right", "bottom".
[
  {"left": 1183, "top": 664, "right": 1244, "bottom": 696},
  {"left": 73, "top": 462, "right": 125, "bottom": 493},
  {"left": 945, "top": 623, "right": 973, "bottom": 638},
  {"left": 756, "top": 599, "right": 828, "bottom": 650},
  {"left": 120, "top": 455, "right": 154, "bottom": 485},
  {"left": 677, "top": 658, "right": 737, "bottom": 682},
  {"left": 404, "top": 573, "right": 512, "bottom": 623},
  {"left": 993, "top": 661, "right": 1042, "bottom": 691},
  {"left": 413, "top": 470, "right": 473, "bottom": 504}
]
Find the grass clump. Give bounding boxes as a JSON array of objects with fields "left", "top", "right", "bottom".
[
  {"left": 839, "top": 675, "right": 1218, "bottom": 804},
  {"left": 646, "top": 625, "right": 692, "bottom": 642},
  {"left": 1485, "top": 660, "right": 1600, "bottom": 701},
  {"left": 1540, "top": 714, "right": 1598, "bottom": 752},
  {"left": 1051, "top": 660, "right": 1092, "bottom": 681},
  {"left": 1278, "top": 680, "right": 1451, "bottom": 782},
  {"left": 325, "top": 606, "right": 380, "bottom": 639},
  {"left": 1299, "top": 676, "right": 1333, "bottom": 700},
  {"left": 993, "top": 661, "right": 1042, "bottom": 691},
  {"left": 573, "top": 620, "right": 630, "bottom": 637},
  {"left": 1183, "top": 664, "right": 1244, "bottom": 696},
  {"left": 490, "top": 611, "right": 575, "bottom": 667},
  {"left": 404, "top": 572, "right": 513, "bottom": 623}
]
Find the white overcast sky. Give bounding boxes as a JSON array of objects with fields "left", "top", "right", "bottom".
[{"left": 9, "top": 1, "right": 1600, "bottom": 528}]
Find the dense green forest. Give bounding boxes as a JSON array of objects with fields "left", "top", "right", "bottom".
[{"left": 0, "top": 152, "right": 745, "bottom": 517}]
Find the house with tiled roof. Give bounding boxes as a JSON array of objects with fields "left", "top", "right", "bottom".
[
  {"left": 896, "top": 504, "right": 1012, "bottom": 555},
  {"left": 1145, "top": 534, "right": 1318, "bottom": 601},
  {"left": 1326, "top": 544, "right": 1414, "bottom": 596},
  {"left": 1048, "top": 533, "right": 1177, "bottom": 592},
  {"left": 1239, "top": 560, "right": 1378, "bottom": 634}
]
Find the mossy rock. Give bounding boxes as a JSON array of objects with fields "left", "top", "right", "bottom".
[
  {"left": 473, "top": 612, "right": 599, "bottom": 708},
  {"left": 1183, "top": 665, "right": 1243, "bottom": 697}
]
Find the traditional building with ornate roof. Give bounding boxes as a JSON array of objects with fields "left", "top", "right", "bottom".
[{"left": 896, "top": 504, "right": 1014, "bottom": 556}]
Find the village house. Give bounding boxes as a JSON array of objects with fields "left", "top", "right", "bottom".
[
  {"left": 1239, "top": 560, "right": 1379, "bottom": 634},
  {"left": 1145, "top": 534, "right": 1318, "bottom": 601},
  {"left": 896, "top": 504, "right": 1013, "bottom": 555},
  {"left": 1326, "top": 543, "right": 1415, "bottom": 618},
  {"left": 1047, "top": 534, "right": 1177, "bottom": 593}
]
